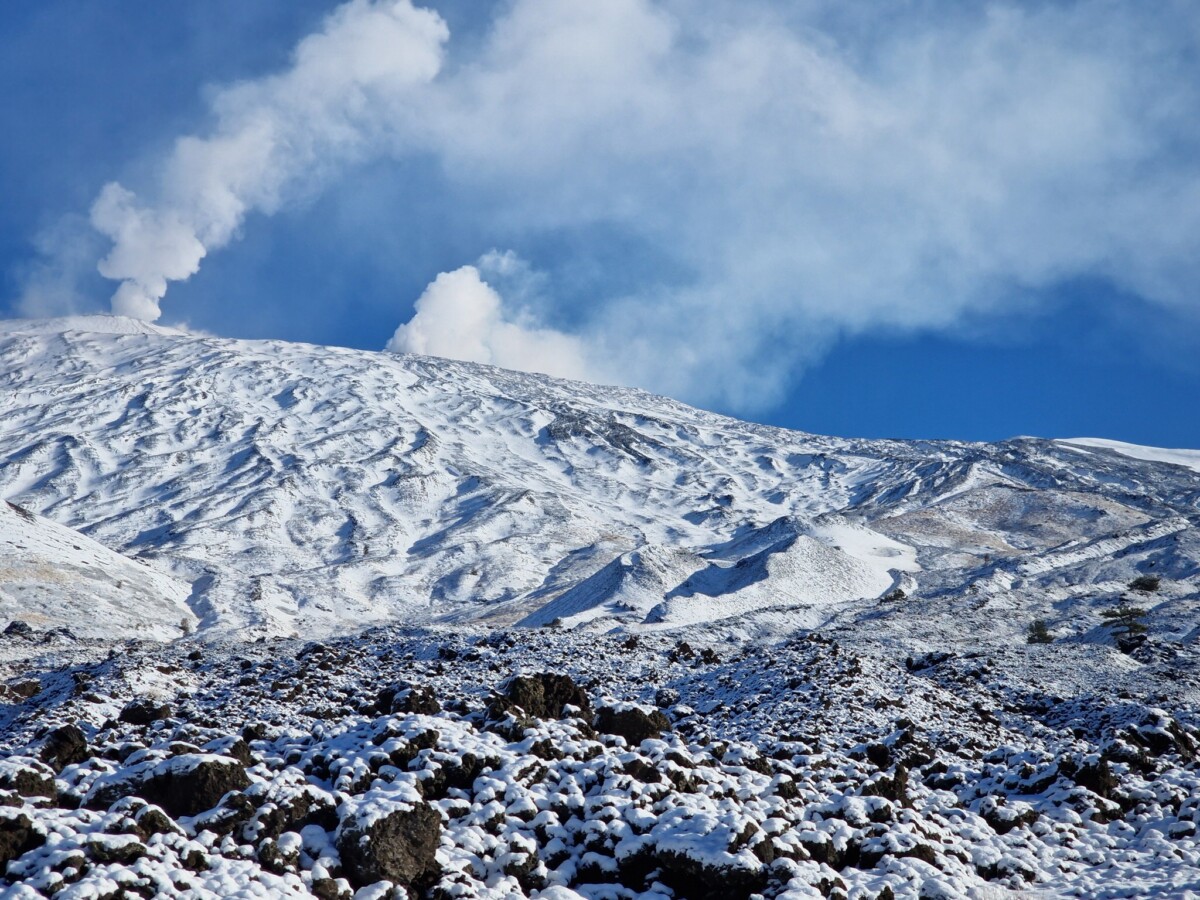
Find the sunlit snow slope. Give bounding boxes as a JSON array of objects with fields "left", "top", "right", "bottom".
[
  {"left": 0, "top": 497, "right": 193, "bottom": 644},
  {"left": 1, "top": 316, "right": 1197, "bottom": 642}
]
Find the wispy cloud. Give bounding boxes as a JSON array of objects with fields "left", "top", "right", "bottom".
[
  {"left": 16, "top": 0, "right": 1200, "bottom": 409},
  {"left": 63, "top": 0, "right": 447, "bottom": 321}
]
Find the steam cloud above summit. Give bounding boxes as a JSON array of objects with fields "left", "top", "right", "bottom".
[
  {"left": 386, "top": 260, "right": 598, "bottom": 382},
  {"left": 17, "top": 0, "right": 1200, "bottom": 409},
  {"left": 85, "top": 0, "right": 447, "bottom": 321}
]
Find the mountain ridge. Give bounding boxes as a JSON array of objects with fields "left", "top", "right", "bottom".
[
  {"left": 3, "top": 317, "right": 1200, "bottom": 899},
  {"left": 0, "top": 316, "right": 1197, "bottom": 651}
]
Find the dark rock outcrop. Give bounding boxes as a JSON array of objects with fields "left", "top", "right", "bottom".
[
  {"left": 2, "top": 621, "right": 34, "bottom": 640},
  {"left": 336, "top": 803, "right": 442, "bottom": 889},
  {"left": 41, "top": 724, "right": 89, "bottom": 772},
  {"left": 0, "top": 809, "right": 45, "bottom": 870},
  {"left": 594, "top": 705, "right": 671, "bottom": 744},
  {"left": 492, "top": 673, "right": 591, "bottom": 721},
  {"left": 87, "top": 755, "right": 250, "bottom": 818},
  {"left": 119, "top": 698, "right": 172, "bottom": 726},
  {"left": 376, "top": 684, "right": 441, "bottom": 716},
  {"left": 0, "top": 758, "right": 58, "bottom": 802}
]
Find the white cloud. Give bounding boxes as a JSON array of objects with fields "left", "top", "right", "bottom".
[
  {"left": 14, "top": 214, "right": 103, "bottom": 318},
  {"left": 386, "top": 262, "right": 598, "bottom": 382},
  {"left": 16, "top": 0, "right": 1200, "bottom": 411},
  {"left": 86, "top": 0, "right": 448, "bottom": 321},
  {"left": 406, "top": 0, "right": 1200, "bottom": 408}
]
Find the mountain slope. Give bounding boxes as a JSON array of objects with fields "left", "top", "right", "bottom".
[
  {"left": 0, "top": 316, "right": 1197, "bottom": 650},
  {"left": 2, "top": 317, "right": 1200, "bottom": 900},
  {"left": 0, "top": 497, "right": 193, "bottom": 649}
]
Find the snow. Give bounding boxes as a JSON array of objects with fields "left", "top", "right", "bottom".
[
  {"left": 0, "top": 314, "right": 188, "bottom": 337},
  {"left": 1060, "top": 437, "right": 1200, "bottom": 474},
  {"left": 2, "top": 319, "right": 1195, "bottom": 649},
  {"left": 0, "top": 498, "right": 194, "bottom": 652},
  {"left": 0, "top": 316, "right": 1199, "bottom": 899}
]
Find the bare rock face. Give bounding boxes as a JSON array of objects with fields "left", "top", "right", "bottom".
[
  {"left": 594, "top": 705, "right": 671, "bottom": 745},
  {"left": 494, "top": 673, "right": 591, "bottom": 721},
  {"left": 40, "top": 724, "right": 89, "bottom": 773},
  {"left": 336, "top": 803, "right": 442, "bottom": 890},
  {"left": 87, "top": 755, "right": 250, "bottom": 818}
]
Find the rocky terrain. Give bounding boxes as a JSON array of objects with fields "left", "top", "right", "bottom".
[{"left": 1, "top": 316, "right": 1199, "bottom": 898}]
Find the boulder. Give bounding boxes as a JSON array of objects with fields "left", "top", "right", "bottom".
[
  {"left": 87, "top": 754, "right": 250, "bottom": 818},
  {"left": 336, "top": 803, "right": 442, "bottom": 890},
  {"left": 245, "top": 786, "right": 338, "bottom": 841},
  {"left": 0, "top": 757, "right": 58, "bottom": 802},
  {"left": 376, "top": 684, "right": 441, "bottom": 716},
  {"left": 7, "top": 680, "right": 41, "bottom": 700},
  {"left": 119, "top": 698, "right": 172, "bottom": 726},
  {"left": 134, "top": 804, "right": 184, "bottom": 838},
  {"left": 85, "top": 834, "right": 146, "bottom": 865},
  {"left": 863, "top": 765, "right": 909, "bottom": 807},
  {"left": 493, "top": 673, "right": 591, "bottom": 721},
  {"left": 0, "top": 809, "right": 44, "bottom": 870},
  {"left": 41, "top": 724, "right": 89, "bottom": 772},
  {"left": 2, "top": 621, "right": 34, "bottom": 640},
  {"left": 594, "top": 705, "right": 671, "bottom": 744}
]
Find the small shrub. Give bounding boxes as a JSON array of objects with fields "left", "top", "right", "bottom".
[
  {"left": 1101, "top": 603, "right": 1149, "bottom": 652},
  {"left": 1026, "top": 619, "right": 1053, "bottom": 644},
  {"left": 1129, "top": 575, "right": 1161, "bottom": 593}
]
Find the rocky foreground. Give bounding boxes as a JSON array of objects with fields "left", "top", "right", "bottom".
[{"left": 2, "top": 625, "right": 1199, "bottom": 900}]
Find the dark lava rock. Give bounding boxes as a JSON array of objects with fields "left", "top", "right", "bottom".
[
  {"left": 495, "top": 673, "right": 591, "bottom": 721},
  {"left": 2, "top": 620, "right": 34, "bottom": 639},
  {"left": 193, "top": 791, "right": 258, "bottom": 837},
  {"left": 1070, "top": 755, "right": 1118, "bottom": 800},
  {"left": 119, "top": 698, "right": 172, "bottom": 726},
  {"left": 312, "top": 877, "right": 346, "bottom": 900},
  {"left": 336, "top": 803, "right": 442, "bottom": 889},
  {"left": 377, "top": 684, "right": 441, "bottom": 716},
  {"left": 669, "top": 641, "right": 695, "bottom": 662},
  {"left": 85, "top": 835, "right": 146, "bottom": 864},
  {"left": 865, "top": 742, "right": 891, "bottom": 769},
  {"left": 982, "top": 800, "right": 1038, "bottom": 835},
  {"left": 655, "top": 687, "right": 681, "bottom": 708},
  {"left": 626, "top": 847, "right": 767, "bottom": 900},
  {"left": 143, "top": 757, "right": 251, "bottom": 818},
  {"left": 88, "top": 755, "right": 250, "bottom": 818},
  {"left": 41, "top": 724, "right": 89, "bottom": 773},
  {"left": 134, "top": 804, "right": 183, "bottom": 838},
  {"left": 247, "top": 787, "right": 337, "bottom": 841},
  {"left": 203, "top": 736, "right": 254, "bottom": 767},
  {"left": 594, "top": 705, "right": 671, "bottom": 745},
  {"left": 0, "top": 809, "right": 45, "bottom": 869},
  {"left": 905, "top": 651, "right": 953, "bottom": 672},
  {"left": 863, "top": 765, "right": 909, "bottom": 806},
  {"left": 8, "top": 679, "right": 41, "bottom": 700},
  {"left": 0, "top": 757, "right": 58, "bottom": 802}
]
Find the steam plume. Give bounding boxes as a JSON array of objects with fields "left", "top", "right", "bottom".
[{"left": 90, "top": 0, "right": 447, "bottom": 321}]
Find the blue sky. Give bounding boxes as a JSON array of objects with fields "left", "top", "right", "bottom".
[{"left": 2, "top": 1, "right": 1199, "bottom": 446}]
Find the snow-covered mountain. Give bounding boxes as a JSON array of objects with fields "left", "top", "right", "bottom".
[
  {"left": 0, "top": 497, "right": 193, "bottom": 650},
  {"left": 3, "top": 316, "right": 1200, "bottom": 900},
  {"left": 1, "top": 315, "right": 1197, "bottom": 651}
]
